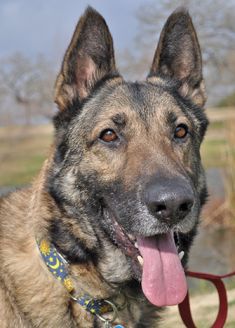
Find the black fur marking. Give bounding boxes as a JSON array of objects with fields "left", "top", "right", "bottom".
[
  {"left": 200, "top": 185, "right": 209, "bottom": 207},
  {"left": 177, "top": 224, "right": 198, "bottom": 267},
  {"left": 53, "top": 102, "right": 80, "bottom": 130},
  {"left": 47, "top": 179, "right": 67, "bottom": 211},
  {"left": 126, "top": 82, "right": 153, "bottom": 122},
  {"left": 112, "top": 113, "right": 126, "bottom": 127},
  {"left": 49, "top": 219, "right": 96, "bottom": 264},
  {"left": 93, "top": 318, "right": 99, "bottom": 328},
  {"left": 54, "top": 140, "right": 69, "bottom": 164},
  {"left": 166, "top": 111, "right": 178, "bottom": 126}
]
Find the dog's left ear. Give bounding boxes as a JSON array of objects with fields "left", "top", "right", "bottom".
[
  {"left": 55, "top": 7, "right": 119, "bottom": 111},
  {"left": 148, "top": 8, "right": 206, "bottom": 107}
]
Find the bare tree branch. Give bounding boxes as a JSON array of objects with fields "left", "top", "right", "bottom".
[
  {"left": 0, "top": 53, "right": 55, "bottom": 125},
  {"left": 120, "top": 0, "right": 235, "bottom": 105}
]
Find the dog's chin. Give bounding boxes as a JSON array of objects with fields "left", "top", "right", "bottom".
[
  {"left": 101, "top": 205, "right": 185, "bottom": 281},
  {"left": 102, "top": 206, "right": 141, "bottom": 279}
]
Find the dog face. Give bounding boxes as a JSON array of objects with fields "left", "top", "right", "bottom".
[{"left": 48, "top": 7, "right": 208, "bottom": 307}]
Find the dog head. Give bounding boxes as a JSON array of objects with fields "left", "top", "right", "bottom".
[{"left": 48, "top": 7, "right": 208, "bottom": 306}]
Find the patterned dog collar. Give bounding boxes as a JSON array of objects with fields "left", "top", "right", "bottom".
[{"left": 37, "top": 239, "right": 125, "bottom": 327}]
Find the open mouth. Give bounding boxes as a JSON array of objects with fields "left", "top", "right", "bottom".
[{"left": 103, "top": 206, "right": 187, "bottom": 307}]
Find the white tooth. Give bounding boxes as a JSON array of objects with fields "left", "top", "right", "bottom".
[
  {"left": 137, "top": 256, "right": 144, "bottom": 266},
  {"left": 134, "top": 242, "right": 138, "bottom": 249},
  {"left": 127, "top": 234, "right": 135, "bottom": 241},
  {"left": 179, "top": 251, "right": 184, "bottom": 260}
]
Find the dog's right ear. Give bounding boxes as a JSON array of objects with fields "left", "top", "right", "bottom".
[{"left": 55, "top": 7, "right": 119, "bottom": 111}]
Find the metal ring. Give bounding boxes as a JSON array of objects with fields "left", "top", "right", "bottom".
[
  {"left": 70, "top": 294, "right": 95, "bottom": 307},
  {"left": 96, "top": 299, "right": 118, "bottom": 323},
  {"left": 70, "top": 294, "right": 80, "bottom": 302}
]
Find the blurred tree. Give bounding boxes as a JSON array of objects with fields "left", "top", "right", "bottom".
[
  {"left": 0, "top": 53, "right": 55, "bottom": 125},
  {"left": 120, "top": 0, "right": 235, "bottom": 105}
]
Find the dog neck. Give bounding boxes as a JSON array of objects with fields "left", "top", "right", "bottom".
[
  {"left": 37, "top": 238, "right": 127, "bottom": 325},
  {"left": 29, "top": 161, "right": 149, "bottom": 326}
]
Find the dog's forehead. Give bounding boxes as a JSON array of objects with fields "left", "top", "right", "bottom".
[
  {"left": 80, "top": 81, "right": 184, "bottom": 127},
  {"left": 104, "top": 82, "right": 179, "bottom": 114}
]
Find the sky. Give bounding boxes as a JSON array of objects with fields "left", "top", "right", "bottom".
[
  {"left": 0, "top": 0, "right": 147, "bottom": 66},
  {"left": 1, "top": 0, "right": 234, "bottom": 105}
]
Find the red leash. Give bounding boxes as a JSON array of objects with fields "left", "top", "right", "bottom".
[{"left": 178, "top": 270, "right": 235, "bottom": 328}]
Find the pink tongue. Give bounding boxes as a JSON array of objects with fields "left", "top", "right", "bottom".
[{"left": 137, "top": 232, "right": 187, "bottom": 307}]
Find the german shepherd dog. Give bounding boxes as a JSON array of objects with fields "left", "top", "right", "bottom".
[{"left": 0, "top": 7, "right": 208, "bottom": 328}]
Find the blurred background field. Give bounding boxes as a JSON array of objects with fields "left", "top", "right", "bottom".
[
  {"left": 0, "top": 0, "right": 235, "bottom": 326},
  {"left": 0, "top": 124, "right": 53, "bottom": 187}
]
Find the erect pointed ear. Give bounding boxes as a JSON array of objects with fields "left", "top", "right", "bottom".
[
  {"left": 55, "top": 7, "right": 119, "bottom": 111},
  {"left": 148, "top": 8, "right": 206, "bottom": 107}
]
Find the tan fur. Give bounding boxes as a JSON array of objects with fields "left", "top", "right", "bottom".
[{"left": 0, "top": 164, "right": 154, "bottom": 327}]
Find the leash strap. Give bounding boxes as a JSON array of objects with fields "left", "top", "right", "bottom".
[{"left": 178, "top": 270, "right": 235, "bottom": 328}]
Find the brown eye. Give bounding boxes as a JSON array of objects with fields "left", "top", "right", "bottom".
[
  {"left": 174, "top": 124, "right": 188, "bottom": 139},
  {"left": 99, "top": 129, "right": 118, "bottom": 143}
]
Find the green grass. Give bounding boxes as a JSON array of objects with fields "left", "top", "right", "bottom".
[
  {"left": 201, "top": 109, "right": 235, "bottom": 168},
  {"left": 195, "top": 297, "right": 235, "bottom": 328},
  {"left": 0, "top": 154, "right": 46, "bottom": 186},
  {"left": 209, "top": 120, "right": 225, "bottom": 130},
  {"left": 188, "top": 276, "right": 235, "bottom": 298},
  {"left": 217, "top": 91, "right": 235, "bottom": 107},
  {"left": 201, "top": 138, "right": 228, "bottom": 168},
  {"left": 189, "top": 278, "right": 217, "bottom": 296},
  {"left": 197, "top": 320, "right": 235, "bottom": 328},
  {"left": 0, "top": 125, "right": 52, "bottom": 186}
]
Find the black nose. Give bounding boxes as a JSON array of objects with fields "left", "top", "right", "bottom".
[{"left": 145, "top": 176, "right": 194, "bottom": 224}]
